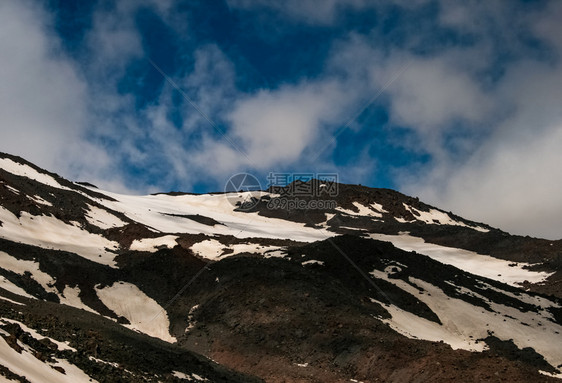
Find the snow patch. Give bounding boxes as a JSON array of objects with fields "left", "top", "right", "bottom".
[
  {"left": 59, "top": 286, "right": 97, "bottom": 314},
  {"left": 0, "top": 295, "right": 25, "bottom": 306},
  {"left": 229, "top": 243, "right": 283, "bottom": 256},
  {"left": 263, "top": 249, "right": 287, "bottom": 258},
  {"left": 370, "top": 202, "right": 388, "bottom": 214},
  {"left": 370, "top": 269, "right": 562, "bottom": 368},
  {"left": 185, "top": 305, "right": 199, "bottom": 333},
  {"left": 0, "top": 275, "right": 35, "bottom": 299},
  {"left": 172, "top": 371, "right": 208, "bottom": 381},
  {"left": 85, "top": 189, "right": 331, "bottom": 242},
  {"left": 96, "top": 282, "right": 176, "bottom": 343},
  {"left": 0, "top": 207, "right": 120, "bottom": 267},
  {"left": 191, "top": 239, "right": 224, "bottom": 260},
  {"left": 129, "top": 235, "right": 179, "bottom": 252},
  {"left": 369, "top": 233, "right": 551, "bottom": 286},
  {"left": 0, "top": 251, "right": 58, "bottom": 296},
  {"left": 0, "top": 158, "right": 69, "bottom": 191},
  {"left": 403, "top": 204, "right": 489, "bottom": 232},
  {"left": 190, "top": 239, "right": 284, "bottom": 260},
  {"left": 0, "top": 318, "right": 75, "bottom": 352},
  {"left": 84, "top": 204, "right": 126, "bottom": 230},
  {"left": 27, "top": 195, "right": 53, "bottom": 207},
  {"left": 0, "top": 329, "right": 93, "bottom": 383},
  {"left": 302, "top": 260, "right": 324, "bottom": 266},
  {"left": 4, "top": 184, "right": 20, "bottom": 195},
  {"left": 336, "top": 202, "right": 382, "bottom": 218}
]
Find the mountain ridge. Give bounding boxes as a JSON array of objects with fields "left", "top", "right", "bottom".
[{"left": 1, "top": 151, "right": 562, "bottom": 382}]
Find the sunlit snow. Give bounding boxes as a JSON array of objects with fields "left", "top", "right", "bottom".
[
  {"left": 369, "top": 233, "right": 551, "bottom": 286},
  {"left": 370, "top": 269, "right": 562, "bottom": 368},
  {"left": 0, "top": 207, "right": 120, "bottom": 267},
  {"left": 129, "top": 235, "right": 179, "bottom": 252},
  {"left": 0, "top": 158, "right": 70, "bottom": 191},
  {"left": 96, "top": 282, "right": 176, "bottom": 343},
  {"left": 87, "top": 189, "right": 331, "bottom": 243}
]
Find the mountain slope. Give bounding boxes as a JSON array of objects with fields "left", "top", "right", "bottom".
[{"left": 1, "top": 152, "right": 561, "bottom": 382}]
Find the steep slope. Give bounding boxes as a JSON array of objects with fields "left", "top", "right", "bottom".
[
  {"left": 0, "top": 290, "right": 263, "bottom": 382},
  {"left": 1, "top": 152, "right": 562, "bottom": 382},
  {"left": 174, "top": 241, "right": 562, "bottom": 382}
]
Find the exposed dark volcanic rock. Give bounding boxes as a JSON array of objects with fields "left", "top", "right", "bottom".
[
  {"left": 482, "top": 336, "right": 556, "bottom": 373},
  {"left": 173, "top": 254, "right": 560, "bottom": 383},
  {"left": 0, "top": 294, "right": 263, "bottom": 382},
  {"left": 105, "top": 222, "right": 160, "bottom": 249},
  {"left": 1, "top": 152, "right": 562, "bottom": 382},
  {"left": 161, "top": 213, "right": 226, "bottom": 227}
]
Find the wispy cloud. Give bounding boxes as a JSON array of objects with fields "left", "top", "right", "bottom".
[{"left": 2, "top": 0, "right": 562, "bottom": 238}]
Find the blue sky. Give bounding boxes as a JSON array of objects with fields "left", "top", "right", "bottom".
[{"left": 1, "top": 0, "right": 562, "bottom": 239}]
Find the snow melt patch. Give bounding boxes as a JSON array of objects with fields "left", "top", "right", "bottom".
[
  {"left": 84, "top": 204, "right": 126, "bottom": 230},
  {"left": 172, "top": 371, "right": 208, "bottom": 381},
  {"left": 191, "top": 239, "right": 284, "bottom": 260},
  {"left": 370, "top": 296, "right": 487, "bottom": 352},
  {"left": 476, "top": 280, "right": 561, "bottom": 314},
  {"left": 191, "top": 239, "right": 224, "bottom": 260},
  {"left": 0, "top": 207, "right": 120, "bottom": 267},
  {"left": 369, "top": 233, "right": 551, "bottom": 286},
  {"left": 0, "top": 158, "right": 69, "bottom": 191},
  {"left": 302, "top": 260, "right": 324, "bottom": 266},
  {"left": 86, "top": 189, "right": 330, "bottom": 242},
  {"left": 0, "top": 275, "right": 35, "bottom": 299},
  {"left": 370, "top": 269, "right": 562, "bottom": 369},
  {"left": 4, "top": 184, "right": 20, "bottom": 195},
  {"left": 0, "top": 318, "right": 75, "bottom": 352},
  {"left": 96, "top": 282, "right": 176, "bottom": 343},
  {"left": 336, "top": 202, "right": 382, "bottom": 218},
  {"left": 129, "top": 235, "right": 179, "bottom": 252},
  {"left": 0, "top": 332, "right": 94, "bottom": 383},
  {"left": 0, "top": 251, "right": 58, "bottom": 296},
  {"left": 403, "top": 204, "right": 489, "bottom": 232},
  {"left": 59, "top": 286, "right": 97, "bottom": 314},
  {"left": 27, "top": 195, "right": 53, "bottom": 207}
]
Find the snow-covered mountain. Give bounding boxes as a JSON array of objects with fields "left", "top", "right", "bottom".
[{"left": 1, "top": 152, "right": 561, "bottom": 382}]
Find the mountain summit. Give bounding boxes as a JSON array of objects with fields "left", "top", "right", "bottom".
[{"left": 1, "top": 152, "right": 561, "bottom": 382}]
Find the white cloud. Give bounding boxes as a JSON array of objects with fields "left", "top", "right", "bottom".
[
  {"left": 0, "top": 1, "right": 90, "bottom": 172},
  {"left": 410, "top": 121, "right": 562, "bottom": 240},
  {"left": 227, "top": 80, "right": 355, "bottom": 166},
  {"left": 3, "top": 0, "right": 562, "bottom": 241},
  {"left": 0, "top": 0, "right": 175, "bottom": 194},
  {"left": 397, "top": 1, "right": 562, "bottom": 239},
  {"left": 379, "top": 54, "right": 492, "bottom": 133}
]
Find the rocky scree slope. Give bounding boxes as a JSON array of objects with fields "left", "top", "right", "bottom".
[{"left": 0, "top": 152, "right": 561, "bottom": 382}]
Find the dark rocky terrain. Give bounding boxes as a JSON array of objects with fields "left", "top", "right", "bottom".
[{"left": 1, "top": 152, "right": 561, "bottom": 382}]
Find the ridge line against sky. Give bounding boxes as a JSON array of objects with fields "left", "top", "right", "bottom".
[{"left": 1, "top": 0, "right": 562, "bottom": 239}]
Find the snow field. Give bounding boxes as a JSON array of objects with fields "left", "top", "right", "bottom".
[
  {"left": 370, "top": 268, "right": 562, "bottom": 368},
  {"left": 369, "top": 233, "right": 551, "bottom": 286},
  {"left": 87, "top": 189, "right": 331, "bottom": 242},
  {"left": 0, "top": 207, "right": 120, "bottom": 267}
]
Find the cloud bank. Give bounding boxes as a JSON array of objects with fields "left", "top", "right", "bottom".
[{"left": 1, "top": 0, "right": 562, "bottom": 239}]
